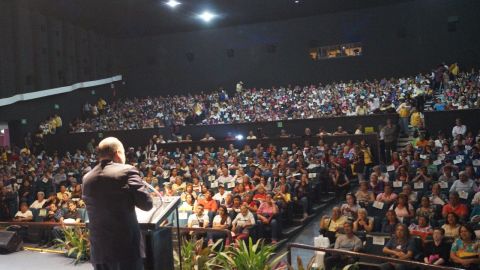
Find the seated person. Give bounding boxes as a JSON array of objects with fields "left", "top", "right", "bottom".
[
  {"left": 256, "top": 193, "right": 280, "bottom": 244},
  {"left": 13, "top": 202, "right": 33, "bottom": 222},
  {"left": 369, "top": 173, "right": 385, "bottom": 196},
  {"left": 442, "top": 192, "right": 469, "bottom": 220},
  {"left": 231, "top": 205, "right": 255, "bottom": 240},
  {"left": 187, "top": 204, "right": 210, "bottom": 229},
  {"left": 207, "top": 205, "right": 232, "bottom": 245},
  {"left": 423, "top": 228, "right": 451, "bottom": 266},
  {"left": 408, "top": 215, "right": 432, "bottom": 240},
  {"left": 340, "top": 193, "right": 359, "bottom": 220},
  {"left": 412, "top": 166, "right": 432, "bottom": 184},
  {"left": 429, "top": 183, "right": 448, "bottom": 206},
  {"left": 416, "top": 196, "right": 435, "bottom": 220},
  {"left": 243, "top": 193, "right": 258, "bottom": 214},
  {"left": 319, "top": 207, "right": 347, "bottom": 242},
  {"left": 61, "top": 201, "right": 82, "bottom": 223},
  {"left": 253, "top": 185, "right": 267, "bottom": 202},
  {"left": 52, "top": 201, "right": 82, "bottom": 241},
  {"left": 324, "top": 222, "right": 363, "bottom": 270},
  {"left": 381, "top": 210, "right": 399, "bottom": 235},
  {"left": 372, "top": 165, "right": 389, "bottom": 183},
  {"left": 227, "top": 195, "right": 243, "bottom": 220},
  {"left": 30, "top": 191, "right": 47, "bottom": 209},
  {"left": 172, "top": 176, "right": 186, "bottom": 193},
  {"left": 56, "top": 185, "right": 71, "bottom": 200},
  {"left": 450, "top": 224, "right": 480, "bottom": 270},
  {"left": 178, "top": 194, "right": 195, "bottom": 212},
  {"left": 438, "top": 165, "right": 457, "bottom": 183},
  {"left": 353, "top": 208, "right": 373, "bottom": 233},
  {"left": 212, "top": 185, "right": 229, "bottom": 204},
  {"left": 355, "top": 181, "right": 375, "bottom": 206},
  {"left": 442, "top": 212, "right": 461, "bottom": 238},
  {"left": 380, "top": 223, "right": 416, "bottom": 270},
  {"left": 197, "top": 190, "right": 218, "bottom": 222},
  {"left": 450, "top": 171, "right": 477, "bottom": 194},
  {"left": 40, "top": 203, "right": 64, "bottom": 247},
  {"left": 376, "top": 184, "right": 398, "bottom": 205},
  {"left": 389, "top": 193, "right": 414, "bottom": 221},
  {"left": 180, "top": 183, "right": 198, "bottom": 202},
  {"left": 45, "top": 202, "right": 63, "bottom": 222}
]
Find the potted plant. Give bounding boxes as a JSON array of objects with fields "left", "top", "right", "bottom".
[
  {"left": 54, "top": 226, "right": 90, "bottom": 264},
  {"left": 215, "top": 238, "right": 287, "bottom": 270}
]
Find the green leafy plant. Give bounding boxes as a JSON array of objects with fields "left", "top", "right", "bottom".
[
  {"left": 54, "top": 226, "right": 90, "bottom": 264},
  {"left": 174, "top": 236, "right": 222, "bottom": 270},
  {"left": 215, "top": 238, "right": 287, "bottom": 270},
  {"left": 287, "top": 256, "right": 316, "bottom": 270}
]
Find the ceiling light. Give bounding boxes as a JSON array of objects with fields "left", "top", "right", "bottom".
[
  {"left": 198, "top": 11, "right": 216, "bottom": 22},
  {"left": 166, "top": 0, "right": 181, "bottom": 8}
]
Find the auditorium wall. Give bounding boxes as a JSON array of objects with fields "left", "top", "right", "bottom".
[
  {"left": 43, "top": 113, "right": 395, "bottom": 155},
  {"left": 0, "top": 0, "right": 118, "bottom": 99},
  {"left": 117, "top": 0, "right": 480, "bottom": 97},
  {"left": 423, "top": 109, "right": 480, "bottom": 138},
  {"left": 0, "top": 0, "right": 121, "bottom": 145}
]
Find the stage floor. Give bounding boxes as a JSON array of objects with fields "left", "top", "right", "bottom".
[{"left": 0, "top": 250, "right": 93, "bottom": 270}]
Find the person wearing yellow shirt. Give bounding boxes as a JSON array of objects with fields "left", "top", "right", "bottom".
[
  {"left": 449, "top": 62, "right": 459, "bottom": 79},
  {"left": 54, "top": 114, "right": 62, "bottom": 128},
  {"left": 319, "top": 207, "right": 347, "bottom": 242},
  {"left": 396, "top": 100, "right": 411, "bottom": 137},
  {"left": 410, "top": 108, "right": 423, "bottom": 128},
  {"left": 97, "top": 98, "right": 107, "bottom": 112}
]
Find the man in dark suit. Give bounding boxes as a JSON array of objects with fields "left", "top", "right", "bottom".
[{"left": 83, "top": 137, "right": 153, "bottom": 270}]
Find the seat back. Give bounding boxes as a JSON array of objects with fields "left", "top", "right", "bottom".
[{"left": 362, "top": 233, "right": 391, "bottom": 263}]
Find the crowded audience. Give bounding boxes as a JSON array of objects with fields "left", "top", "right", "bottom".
[{"left": 68, "top": 64, "right": 480, "bottom": 133}]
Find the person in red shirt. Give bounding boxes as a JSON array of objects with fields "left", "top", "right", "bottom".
[
  {"left": 253, "top": 185, "right": 267, "bottom": 202},
  {"left": 197, "top": 190, "right": 219, "bottom": 218},
  {"left": 442, "top": 192, "right": 469, "bottom": 220}
]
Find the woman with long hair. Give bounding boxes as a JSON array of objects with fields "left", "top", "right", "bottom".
[
  {"left": 207, "top": 205, "right": 232, "bottom": 245},
  {"left": 450, "top": 224, "right": 480, "bottom": 270}
]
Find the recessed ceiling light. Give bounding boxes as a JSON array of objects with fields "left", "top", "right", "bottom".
[
  {"left": 166, "top": 0, "right": 181, "bottom": 8},
  {"left": 198, "top": 11, "right": 216, "bottom": 22}
]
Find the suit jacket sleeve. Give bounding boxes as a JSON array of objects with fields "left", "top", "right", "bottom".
[{"left": 127, "top": 167, "right": 153, "bottom": 211}]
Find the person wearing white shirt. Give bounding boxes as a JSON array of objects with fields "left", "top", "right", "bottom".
[
  {"left": 232, "top": 205, "right": 255, "bottom": 236},
  {"left": 212, "top": 185, "right": 230, "bottom": 204},
  {"left": 451, "top": 119, "right": 467, "bottom": 138},
  {"left": 472, "top": 191, "right": 480, "bottom": 206},
  {"left": 217, "top": 168, "right": 233, "bottom": 185},
  {"left": 187, "top": 205, "right": 210, "bottom": 228},
  {"left": 30, "top": 191, "right": 47, "bottom": 209},
  {"left": 14, "top": 203, "right": 33, "bottom": 221},
  {"left": 450, "top": 172, "right": 477, "bottom": 194}
]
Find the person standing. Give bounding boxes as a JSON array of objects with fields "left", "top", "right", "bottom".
[
  {"left": 83, "top": 137, "right": 153, "bottom": 270},
  {"left": 396, "top": 99, "right": 411, "bottom": 137},
  {"left": 382, "top": 119, "right": 397, "bottom": 163}
]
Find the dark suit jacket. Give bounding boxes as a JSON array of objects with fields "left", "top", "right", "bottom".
[{"left": 82, "top": 160, "right": 153, "bottom": 264}]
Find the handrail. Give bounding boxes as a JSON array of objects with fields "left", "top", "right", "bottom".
[
  {"left": 287, "top": 242, "right": 464, "bottom": 270},
  {"left": 0, "top": 221, "right": 86, "bottom": 228}
]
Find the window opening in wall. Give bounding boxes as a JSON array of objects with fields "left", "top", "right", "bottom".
[{"left": 309, "top": 42, "right": 362, "bottom": 60}]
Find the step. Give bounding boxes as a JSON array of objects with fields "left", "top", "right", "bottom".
[{"left": 282, "top": 225, "right": 303, "bottom": 238}]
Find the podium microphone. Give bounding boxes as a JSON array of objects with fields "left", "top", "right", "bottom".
[{"left": 142, "top": 180, "right": 164, "bottom": 224}]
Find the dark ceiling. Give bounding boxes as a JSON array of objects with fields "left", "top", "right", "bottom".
[{"left": 27, "top": 0, "right": 412, "bottom": 38}]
